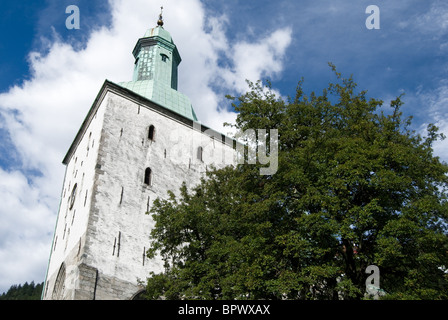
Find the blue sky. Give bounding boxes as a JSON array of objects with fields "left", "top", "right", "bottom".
[
  {"left": 1, "top": 0, "right": 448, "bottom": 295},
  {"left": 0, "top": 1, "right": 110, "bottom": 89}
]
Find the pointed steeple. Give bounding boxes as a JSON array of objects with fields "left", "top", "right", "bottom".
[{"left": 118, "top": 10, "right": 198, "bottom": 121}]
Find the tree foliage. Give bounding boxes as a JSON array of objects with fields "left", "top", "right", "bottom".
[
  {"left": 145, "top": 65, "right": 448, "bottom": 300},
  {"left": 0, "top": 281, "right": 44, "bottom": 300}
]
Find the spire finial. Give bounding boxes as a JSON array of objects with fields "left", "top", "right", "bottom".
[{"left": 157, "top": 6, "right": 164, "bottom": 27}]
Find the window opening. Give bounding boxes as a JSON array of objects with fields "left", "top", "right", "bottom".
[
  {"left": 69, "top": 183, "right": 77, "bottom": 210},
  {"left": 52, "top": 263, "right": 66, "bottom": 300},
  {"left": 197, "top": 146, "right": 203, "bottom": 162},
  {"left": 144, "top": 168, "right": 152, "bottom": 185},
  {"left": 148, "top": 125, "right": 155, "bottom": 141}
]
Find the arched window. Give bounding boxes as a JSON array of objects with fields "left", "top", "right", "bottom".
[
  {"left": 197, "top": 146, "right": 203, "bottom": 162},
  {"left": 52, "top": 263, "right": 66, "bottom": 300},
  {"left": 144, "top": 168, "right": 152, "bottom": 185},
  {"left": 131, "top": 289, "right": 147, "bottom": 300},
  {"left": 148, "top": 125, "right": 155, "bottom": 141}
]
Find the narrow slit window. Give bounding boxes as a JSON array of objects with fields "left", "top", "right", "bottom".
[
  {"left": 144, "top": 167, "right": 152, "bottom": 185},
  {"left": 87, "top": 132, "right": 92, "bottom": 150},
  {"left": 148, "top": 125, "right": 155, "bottom": 141},
  {"left": 84, "top": 190, "right": 88, "bottom": 207},
  {"left": 117, "top": 231, "right": 121, "bottom": 257},
  {"left": 197, "top": 146, "right": 203, "bottom": 162},
  {"left": 77, "top": 239, "right": 81, "bottom": 256}
]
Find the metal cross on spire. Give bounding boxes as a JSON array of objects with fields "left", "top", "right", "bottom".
[{"left": 157, "top": 6, "right": 164, "bottom": 26}]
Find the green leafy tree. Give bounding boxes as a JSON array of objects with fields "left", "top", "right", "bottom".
[{"left": 145, "top": 65, "right": 448, "bottom": 300}]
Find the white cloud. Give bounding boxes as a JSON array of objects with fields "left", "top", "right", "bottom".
[
  {"left": 0, "top": 0, "right": 292, "bottom": 293},
  {"left": 414, "top": 81, "right": 448, "bottom": 162},
  {"left": 424, "top": 84, "right": 448, "bottom": 162},
  {"left": 397, "top": 0, "right": 448, "bottom": 51},
  {"left": 0, "top": 168, "right": 54, "bottom": 292},
  {"left": 220, "top": 27, "right": 293, "bottom": 94},
  {"left": 414, "top": 1, "right": 448, "bottom": 38},
  {"left": 433, "top": 120, "right": 448, "bottom": 163}
]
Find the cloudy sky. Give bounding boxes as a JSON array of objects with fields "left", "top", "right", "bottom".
[{"left": 1, "top": 0, "right": 448, "bottom": 294}]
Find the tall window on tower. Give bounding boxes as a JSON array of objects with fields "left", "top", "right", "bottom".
[
  {"left": 144, "top": 168, "right": 152, "bottom": 186},
  {"left": 197, "top": 146, "right": 203, "bottom": 162},
  {"left": 148, "top": 125, "right": 155, "bottom": 141}
]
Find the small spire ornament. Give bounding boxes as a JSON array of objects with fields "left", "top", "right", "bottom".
[{"left": 157, "top": 6, "right": 164, "bottom": 26}]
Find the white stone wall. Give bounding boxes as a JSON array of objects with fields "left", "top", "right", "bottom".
[
  {"left": 43, "top": 84, "right": 236, "bottom": 299},
  {"left": 83, "top": 90, "right": 235, "bottom": 289},
  {"left": 43, "top": 91, "right": 107, "bottom": 299}
]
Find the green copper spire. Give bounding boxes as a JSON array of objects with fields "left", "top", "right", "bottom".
[{"left": 118, "top": 9, "right": 198, "bottom": 121}]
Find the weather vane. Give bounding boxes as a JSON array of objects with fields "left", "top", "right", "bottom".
[{"left": 157, "top": 6, "right": 164, "bottom": 26}]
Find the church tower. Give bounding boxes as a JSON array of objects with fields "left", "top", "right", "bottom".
[{"left": 42, "top": 11, "right": 235, "bottom": 300}]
